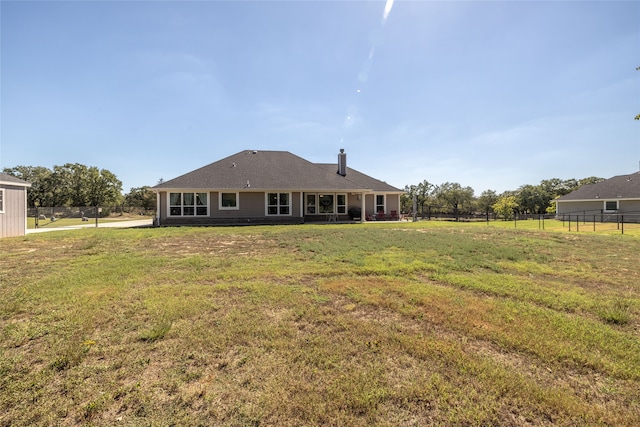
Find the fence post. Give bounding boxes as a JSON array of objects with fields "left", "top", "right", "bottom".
[
  {"left": 621, "top": 216, "right": 624, "bottom": 234},
  {"left": 576, "top": 215, "right": 579, "bottom": 232},
  {"left": 568, "top": 215, "right": 571, "bottom": 231},
  {"left": 593, "top": 215, "right": 596, "bottom": 232}
]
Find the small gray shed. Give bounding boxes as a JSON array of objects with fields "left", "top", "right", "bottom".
[{"left": 0, "top": 173, "right": 31, "bottom": 238}]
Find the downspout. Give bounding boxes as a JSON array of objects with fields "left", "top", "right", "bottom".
[
  {"left": 300, "top": 192, "right": 304, "bottom": 221},
  {"left": 155, "top": 191, "right": 161, "bottom": 226},
  {"left": 23, "top": 187, "right": 28, "bottom": 235}
]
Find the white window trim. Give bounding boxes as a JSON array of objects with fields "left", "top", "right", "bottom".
[
  {"left": 336, "top": 193, "right": 347, "bottom": 214},
  {"left": 168, "top": 191, "right": 210, "bottom": 217},
  {"left": 219, "top": 192, "right": 240, "bottom": 210},
  {"left": 375, "top": 194, "right": 386, "bottom": 213},
  {"left": 305, "top": 192, "right": 348, "bottom": 215},
  {"left": 318, "top": 193, "right": 335, "bottom": 214},
  {"left": 266, "top": 192, "right": 292, "bottom": 216},
  {"left": 305, "top": 193, "right": 317, "bottom": 215},
  {"left": 0, "top": 188, "right": 4, "bottom": 213},
  {"left": 603, "top": 200, "right": 618, "bottom": 212}
]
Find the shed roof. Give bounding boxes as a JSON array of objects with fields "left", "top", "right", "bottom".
[
  {"left": 153, "top": 150, "right": 403, "bottom": 193},
  {"left": 0, "top": 173, "right": 31, "bottom": 187},
  {"left": 557, "top": 172, "right": 640, "bottom": 200}
]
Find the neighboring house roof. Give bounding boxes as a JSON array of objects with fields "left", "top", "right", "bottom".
[
  {"left": 557, "top": 172, "right": 640, "bottom": 201},
  {"left": 0, "top": 173, "right": 31, "bottom": 187},
  {"left": 153, "top": 150, "right": 402, "bottom": 193}
]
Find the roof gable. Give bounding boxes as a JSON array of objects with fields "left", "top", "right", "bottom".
[
  {"left": 154, "top": 150, "right": 402, "bottom": 192},
  {"left": 558, "top": 172, "right": 640, "bottom": 200}
]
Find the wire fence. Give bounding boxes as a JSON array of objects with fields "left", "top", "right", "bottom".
[
  {"left": 411, "top": 212, "right": 640, "bottom": 235},
  {"left": 28, "top": 206, "right": 155, "bottom": 228}
]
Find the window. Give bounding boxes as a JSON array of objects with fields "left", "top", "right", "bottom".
[
  {"left": 305, "top": 193, "right": 346, "bottom": 215},
  {"left": 0, "top": 189, "right": 4, "bottom": 213},
  {"left": 196, "top": 193, "right": 207, "bottom": 215},
  {"left": 376, "top": 194, "right": 385, "bottom": 213},
  {"left": 170, "top": 193, "right": 182, "bottom": 216},
  {"left": 604, "top": 201, "right": 618, "bottom": 212},
  {"left": 169, "top": 192, "right": 208, "bottom": 216},
  {"left": 319, "top": 194, "right": 334, "bottom": 214},
  {"left": 183, "top": 192, "right": 195, "bottom": 216},
  {"left": 267, "top": 192, "right": 290, "bottom": 215},
  {"left": 336, "top": 194, "right": 346, "bottom": 214},
  {"left": 306, "top": 194, "right": 316, "bottom": 214},
  {"left": 219, "top": 192, "right": 239, "bottom": 210}
]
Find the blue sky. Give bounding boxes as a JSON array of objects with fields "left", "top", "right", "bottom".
[{"left": 1, "top": 0, "right": 639, "bottom": 194}]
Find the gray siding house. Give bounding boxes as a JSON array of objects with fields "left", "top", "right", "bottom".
[
  {"left": 556, "top": 172, "right": 640, "bottom": 222},
  {"left": 0, "top": 173, "right": 31, "bottom": 238},
  {"left": 153, "top": 149, "right": 404, "bottom": 226}
]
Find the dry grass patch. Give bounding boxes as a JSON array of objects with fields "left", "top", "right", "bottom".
[{"left": 1, "top": 224, "right": 639, "bottom": 425}]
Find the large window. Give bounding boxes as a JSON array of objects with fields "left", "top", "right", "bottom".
[
  {"left": 376, "top": 194, "right": 385, "bottom": 213},
  {"left": 219, "top": 192, "right": 239, "bottom": 210},
  {"left": 267, "top": 193, "right": 290, "bottom": 215},
  {"left": 169, "top": 192, "right": 208, "bottom": 216},
  {"left": 306, "top": 193, "right": 347, "bottom": 215}
]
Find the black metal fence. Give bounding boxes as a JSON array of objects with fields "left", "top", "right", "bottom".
[{"left": 558, "top": 212, "right": 640, "bottom": 234}]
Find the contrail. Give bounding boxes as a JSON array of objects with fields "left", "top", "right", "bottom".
[{"left": 382, "top": 0, "right": 394, "bottom": 25}]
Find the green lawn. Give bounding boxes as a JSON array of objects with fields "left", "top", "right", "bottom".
[{"left": 1, "top": 222, "right": 639, "bottom": 426}]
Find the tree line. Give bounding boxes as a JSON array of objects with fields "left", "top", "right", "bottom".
[
  {"left": 401, "top": 177, "right": 605, "bottom": 221},
  {"left": 2, "top": 164, "right": 156, "bottom": 210}
]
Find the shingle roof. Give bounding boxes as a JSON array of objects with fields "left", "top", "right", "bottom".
[
  {"left": 0, "top": 173, "right": 31, "bottom": 187},
  {"left": 315, "top": 164, "right": 402, "bottom": 192},
  {"left": 153, "top": 150, "right": 403, "bottom": 192},
  {"left": 557, "top": 172, "right": 640, "bottom": 200}
]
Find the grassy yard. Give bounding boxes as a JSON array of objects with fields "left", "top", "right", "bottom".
[{"left": 1, "top": 222, "right": 639, "bottom": 426}]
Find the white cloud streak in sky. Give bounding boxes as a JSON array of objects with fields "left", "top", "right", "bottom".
[{"left": 382, "top": 0, "right": 394, "bottom": 25}]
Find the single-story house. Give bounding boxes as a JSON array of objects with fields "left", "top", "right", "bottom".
[
  {"left": 555, "top": 171, "right": 640, "bottom": 222},
  {"left": 0, "top": 173, "right": 32, "bottom": 238},
  {"left": 153, "top": 149, "right": 404, "bottom": 226}
]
